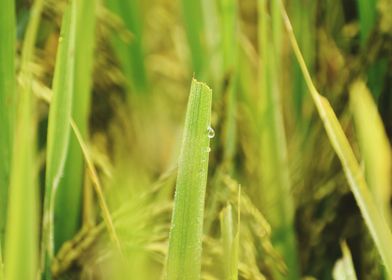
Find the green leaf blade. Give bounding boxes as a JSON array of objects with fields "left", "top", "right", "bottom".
[
  {"left": 54, "top": 0, "right": 97, "bottom": 252},
  {"left": 0, "top": 0, "right": 16, "bottom": 246},
  {"left": 318, "top": 96, "right": 392, "bottom": 275},
  {"left": 43, "top": 0, "right": 78, "bottom": 269},
  {"left": 220, "top": 203, "right": 239, "bottom": 280},
  {"left": 4, "top": 95, "right": 38, "bottom": 280},
  {"left": 357, "top": 0, "right": 376, "bottom": 47},
  {"left": 3, "top": 0, "right": 43, "bottom": 278},
  {"left": 180, "top": 0, "right": 206, "bottom": 78},
  {"left": 350, "top": 80, "right": 392, "bottom": 224},
  {"left": 166, "top": 79, "right": 212, "bottom": 280},
  {"left": 257, "top": 1, "right": 300, "bottom": 278},
  {"left": 106, "top": 0, "right": 148, "bottom": 93}
]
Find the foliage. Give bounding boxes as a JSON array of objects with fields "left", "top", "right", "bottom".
[{"left": 1, "top": 0, "right": 392, "bottom": 279}]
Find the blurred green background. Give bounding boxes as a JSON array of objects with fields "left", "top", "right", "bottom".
[{"left": 1, "top": 0, "right": 392, "bottom": 279}]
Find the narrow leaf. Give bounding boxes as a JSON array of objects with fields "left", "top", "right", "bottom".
[
  {"left": 180, "top": 0, "right": 207, "bottom": 78},
  {"left": 0, "top": 0, "right": 16, "bottom": 246},
  {"left": 357, "top": 0, "right": 376, "bottom": 47},
  {"left": 258, "top": 0, "right": 300, "bottom": 278},
  {"left": 220, "top": 201, "right": 239, "bottom": 280},
  {"left": 42, "top": 0, "right": 77, "bottom": 272},
  {"left": 350, "top": 80, "right": 392, "bottom": 224},
  {"left": 4, "top": 0, "right": 43, "bottom": 278},
  {"left": 70, "top": 120, "right": 123, "bottom": 256},
  {"left": 54, "top": 0, "right": 97, "bottom": 251},
  {"left": 166, "top": 79, "right": 212, "bottom": 280},
  {"left": 220, "top": 0, "right": 238, "bottom": 167},
  {"left": 106, "top": 0, "right": 148, "bottom": 93}
]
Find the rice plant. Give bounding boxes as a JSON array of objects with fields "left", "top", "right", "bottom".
[{"left": 1, "top": 0, "right": 392, "bottom": 279}]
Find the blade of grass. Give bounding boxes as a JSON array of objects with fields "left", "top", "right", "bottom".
[
  {"left": 180, "top": 0, "right": 207, "bottom": 78},
  {"left": 290, "top": 0, "right": 315, "bottom": 129},
  {"left": 83, "top": 173, "right": 95, "bottom": 227},
  {"left": 349, "top": 80, "right": 391, "bottom": 224},
  {"left": 28, "top": 82, "right": 124, "bottom": 270},
  {"left": 202, "top": 0, "right": 238, "bottom": 235},
  {"left": 0, "top": 0, "right": 16, "bottom": 247},
  {"left": 333, "top": 241, "right": 358, "bottom": 280},
  {"left": 4, "top": 0, "right": 44, "bottom": 277},
  {"left": 106, "top": 0, "right": 148, "bottom": 93},
  {"left": 32, "top": 91, "right": 124, "bottom": 274},
  {"left": 220, "top": 193, "right": 239, "bottom": 280},
  {"left": 257, "top": 0, "right": 300, "bottom": 278},
  {"left": 42, "top": 0, "right": 77, "bottom": 275},
  {"left": 201, "top": 0, "right": 220, "bottom": 89},
  {"left": 277, "top": 0, "right": 392, "bottom": 275},
  {"left": 4, "top": 89, "right": 39, "bottom": 280},
  {"left": 220, "top": 0, "right": 237, "bottom": 74},
  {"left": 166, "top": 79, "right": 212, "bottom": 280},
  {"left": 4, "top": 78, "right": 39, "bottom": 280},
  {"left": 220, "top": 0, "right": 238, "bottom": 168},
  {"left": 357, "top": 0, "right": 376, "bottom": 47},
  {"left": 70, "top": 120, "right": 123, "bottom": 257},
  {"left": 220, "top": 204, "right": 235, "bottom": 280},
  {"left": 54, "top": 0, "right": 97, "bottom": 252},
  {"left": 357, "top": 0, "right": 386, "bottom": 101}
]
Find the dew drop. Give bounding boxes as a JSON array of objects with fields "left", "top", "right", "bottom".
[
  {"left": 59, "top": 36, "right": 63, "bottom": 43},
  {"left": 207, "top": 147, "right": 211, "bottom": 153},
  {"left": 207, "top": 126, "right": 215, "bottom": 139}
]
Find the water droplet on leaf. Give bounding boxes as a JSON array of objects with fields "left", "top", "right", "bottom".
[{"left": 207, "top": 126, "right": 215, "bottom": 139}]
